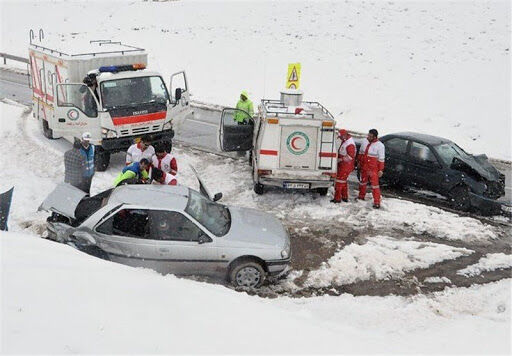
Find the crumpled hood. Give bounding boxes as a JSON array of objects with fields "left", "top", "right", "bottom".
[
  {"left": 456, "top": 154, "right": 501, "bottom": 181},
  {"left": 38, "top": 183, "right": 88, "bottom": 219},
  {"left": 224, "top": 206, "right": 288, "bottom": 248}
]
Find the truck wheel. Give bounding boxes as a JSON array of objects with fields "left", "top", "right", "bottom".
[
  {"left": 449, "top": 185, "right": 471, "bottom": 211},
  {"left": 41, "top": 119, "right": 55, "bottom": 139},
  {"left": 94, "top": 147, "right": 110, "bottom": 172},
  {"left": 229, "top": 260, "right": 265, "bottom": 288},
  {"left": 316, "top": 188, "right": 328, "bottom": 196},
  {"left": 254, "top": 183, "right": 264, "bottom": 195}
]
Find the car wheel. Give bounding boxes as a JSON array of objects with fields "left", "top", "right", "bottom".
[
  {"left": 449, "top": 185, "right": 471, "bottom": 211},
  {"left": 41, "top": 119, "right": 55, "bottom": 139},
  {"left": 316, "top": 187, "right": 328, "bottom": 196},
  {"left": 230, "top": 260, "right": 265, "bottom": 288},
  {"left": 254, "top": 183, "right": 264, "bottom": 195},
  {"left": 94, "top": 146, "right": 111, "bottom": 172}
]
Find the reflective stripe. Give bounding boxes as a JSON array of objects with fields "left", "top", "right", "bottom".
[
  {"left": 335, "top": 179, "right": 346, "bottom": 183},
  {"left": 371, "top": 185, "right": 380, "bottom": 189}
]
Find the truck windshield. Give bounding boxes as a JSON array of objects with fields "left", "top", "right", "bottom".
[
  {"left": 100, "top": 76, "right": 169, "bottom": 109},
  {"left": 435, "top": 142, "right": 471, "bottom": 166},
  {"left": 185, "top": 189, "right": 231, "bottom": 237}
]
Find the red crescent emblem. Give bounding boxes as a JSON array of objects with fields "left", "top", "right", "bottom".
[{"left": 291, "top": 137, "right": 301, "bottom": 150}]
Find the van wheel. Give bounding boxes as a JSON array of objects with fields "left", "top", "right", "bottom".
[
  {"left": 94, "top": 147, "right": 110, "bottom": 172},
  {"left": 248, "top": 151, "right": 253, "bottom": 167},
  {"left": 316, "top": 188, "right": 328, "bottom": 196},
  {"left": 229, "top": 260, "right": 265, "bottom": 288},
  {"left": 41, "top": 119, "right": 55, "bottom": 139},
  {"left": 254, "top": 183, "right": 264, "bottom": 195},
  {"left": 449, "top": 185, "right": 471, "bottom": 211}
]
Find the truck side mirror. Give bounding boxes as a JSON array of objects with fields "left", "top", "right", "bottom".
[{"left": 175, "top": 88, "right": 182, "bottom": 102}]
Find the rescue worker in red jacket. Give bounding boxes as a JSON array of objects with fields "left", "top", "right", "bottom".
[
  {"left": 151, "top": 167, "right": 177, "bottom": 186},
  {"left": 331, "top": 129, "right": 356, "bottom": 203},
  {"left": 357, "top": 129, "right": 385, "bottom": 208},
  {"left": 152, "top": 144, "right": 178, "bottom": 176}
]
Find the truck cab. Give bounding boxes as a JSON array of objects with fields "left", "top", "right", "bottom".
[
  {"left": 29, "top": 38, "right": 191, "bottom": 171},
  {"left": 219, "top": 90, "right": 337, "bottom": 195}
]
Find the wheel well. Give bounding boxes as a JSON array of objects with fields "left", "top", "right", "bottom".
[{"left": 228, "top": 255, "right": 268, "bottom": 273}]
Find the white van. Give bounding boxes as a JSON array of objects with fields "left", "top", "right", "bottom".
[{"left": 219, "top": 90, "right": 337, "bottom": 195}]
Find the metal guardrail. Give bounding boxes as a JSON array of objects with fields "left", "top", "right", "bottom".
[{"left": 0, "top": 52, "right": 29, "bottom": 65}]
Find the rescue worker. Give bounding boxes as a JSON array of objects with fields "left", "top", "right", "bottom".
[
  {"left": 357, "top": 129, "right": 385, "bottom": 208},
  {"left": 233, "top": 90, "right": 254, "bottom": 125},
  {"left": 331, "top": 129, "right": 356, "bottom": 203},
  {"left": 152, "top": 143, "right": 178, "bottom": 176},
  {"left": 79, "top": 132, "right": 95, "bottom": 194},
  {"left": 113, "top": 158, "right": 151, "bottom": 187},
  {"left": 126, "top": 135, "right": 155, "bottom": 165},
  {"left": 151, "top": 167, "right": 177, "bottom": 186},
  {"left": 64, "top": 138, "right": 86, "bottom": 191}
]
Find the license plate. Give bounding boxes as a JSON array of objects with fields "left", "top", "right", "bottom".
[{"left": 283, "top": 182, "right": 310, "bottom": 189}]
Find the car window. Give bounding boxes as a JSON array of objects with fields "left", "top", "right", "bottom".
[
  {"left": 409, "top": 142, "right": 439, "bottom": 164},
  {"left": 96, "top": 209, "right": 149, "bottom": 238},
  {"left": 185, "top": 189, "right": 231, "bottom": 237},
  {"left": 148, "top": 210, "right": 202, "bottom": 241},
  {"left": 384, "top": 138, "right": 408, "bottom": 155},
  {"left": 435, "top": 142, "right": 471, "bottom": 166}
]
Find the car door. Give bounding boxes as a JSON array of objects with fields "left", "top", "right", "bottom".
[
  {"left": 54, "top": 83, "right": 99, "bottom": 138},
  {"left": 219, "top": 108, "right": 254, "bottom": 151},
  {"left": 169, "top": 71, "right": 192, "bottom": 126},
  {"left": 146, "top": 209, "right": 223, "bottom": 277},
  {"left": 404, "top": 141, "right": 444, "bottom": 192},
  {"left": 382, "top": 137, "right": 409, "bottom": 184}
]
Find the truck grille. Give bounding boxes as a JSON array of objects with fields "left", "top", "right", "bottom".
[{"left": 118, "top": 125, "right": 162, "bottom": 137}]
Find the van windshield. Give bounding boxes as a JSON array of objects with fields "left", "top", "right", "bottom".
[
  {"left": 185, "top": 189, "right": 231, "bottom": 237},
  {"left": 100, "top": 76, "right": 169, "bottom": 109}
]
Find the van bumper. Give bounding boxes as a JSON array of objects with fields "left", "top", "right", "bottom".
[
  {"left": 259, "top": 176, "right": 333, "bottom": 189},
  {"left": 101, "top": 129, "right": 175, "bottom": 152}
]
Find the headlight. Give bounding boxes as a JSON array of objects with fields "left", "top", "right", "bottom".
[
  {"left": 163, "top": 121, "right": 172, "bottom": 130},
  {"left": 281, "top": 238, "right": 291, "bottom": 258},
  {"left": 102, "top": 128, "right": 117, "bottom": 138},
  {"left": 281, "top": 249, "right": 289, "bottom": 258}
]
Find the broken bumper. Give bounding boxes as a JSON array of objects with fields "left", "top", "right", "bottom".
[{"left": 469, "top": 192, "right": 511, "bottom": 216}]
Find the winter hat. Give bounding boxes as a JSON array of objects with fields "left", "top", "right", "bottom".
[
  {"left": 338, "top": 129, "right": 348, "bottom": 137},
  {"left": 82, "top": 132, "right": 92, "bottom": 141}
]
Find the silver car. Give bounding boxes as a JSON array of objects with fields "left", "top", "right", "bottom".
[{"left": 39, "top": 182, "right": 291, "bottom": 288}]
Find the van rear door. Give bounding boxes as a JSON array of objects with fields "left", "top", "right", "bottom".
[{"left": 279, "top": 126, "right": 318, "bottom": 170}]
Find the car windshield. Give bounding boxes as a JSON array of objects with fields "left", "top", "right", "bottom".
[
  {"left": 100, "top": 76, "right": 169, "bottom": 109},
  {"left": 434, "top": 142, "right": 472, "bottom": 166},
  {"left": 185, "top": 189, "right": 231, "bottom": 237}
]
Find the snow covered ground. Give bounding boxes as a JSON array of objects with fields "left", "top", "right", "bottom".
[
  {"left": 457, "top": 253, "right": 512, "bottom": 277},
  {"left": 1, "top": 98, "right": 511, "bottom": 352},
  {"left": 2, "top": 232, "right": 511, "bottom": 354},
  {"left": 0, "top": 0, "right": 510, "bottom": 160}
]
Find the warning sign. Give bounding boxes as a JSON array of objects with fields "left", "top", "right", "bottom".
[{"left": 286, "top": 63, "right": 301, "bottom": 89}]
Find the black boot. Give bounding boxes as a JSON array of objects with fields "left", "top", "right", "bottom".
[{"left": 330, "top": 199, "right": 341, "bottom": 204}]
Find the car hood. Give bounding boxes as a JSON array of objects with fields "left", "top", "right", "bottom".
[
  {"left": 224, "top": 206, "right": 289, "bottom": 248},
  {"left": 38, "top": 183, "right": 88, "bottom": 219},
  {"left": 455, "top": 154, "right": 502, "bottom": 181}
]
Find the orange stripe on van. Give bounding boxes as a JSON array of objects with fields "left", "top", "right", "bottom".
[
  {"left": 319, "top": 152, "right": 337, "bottom": 157},
  {"left": 260, "top": 149, "right": 278, "bottom": 156}
]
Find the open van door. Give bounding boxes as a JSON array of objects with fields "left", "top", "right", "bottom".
[
  {"left": 219, "top": 108, "right": 254, "bottom": 151},
  {"left": 169, "top": 71, "right": 192, "bottom": 130}
]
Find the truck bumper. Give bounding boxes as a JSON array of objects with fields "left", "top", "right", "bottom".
[
  {"left": 259, "top": 176, "right": 333, "bottom": 189},
  {"left": 101, "top": 129, "right": 175, "bottom": 152}
]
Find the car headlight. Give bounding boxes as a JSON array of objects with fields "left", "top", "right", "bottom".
[
  {"left": 163, "top": 121, "right": 172, "bottom": 130},
  {"left": 281, "top": 238, "right": 290, "bottom": 258},
  {"left": 281, "top": 249, "right": 289, "bottom": 258}
]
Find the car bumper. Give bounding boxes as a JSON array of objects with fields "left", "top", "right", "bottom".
[
  {"left": 266, "top": 258, "right": 291, "bottom": 276},
  {"left": 101, "top": 129, "right": 175, "bottom": 152},
  {"left": 469, "top": 192, "right": 511, "bottom": 216}
]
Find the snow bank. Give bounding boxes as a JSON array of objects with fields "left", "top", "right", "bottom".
[
  {"left": 457, "top": 253, "right": 512, "bottom": 277},
  {"left": 305, "top": 236, "right": 472, "bottom": 288},
  {"left": 1, "top": 0, "right": 510, "bottom": 159},
  {"left": 2, "top": 232, "right": 510, "bottom": 354}
]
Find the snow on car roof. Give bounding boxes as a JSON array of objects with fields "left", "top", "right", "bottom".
[
  {"left": 108, "top": 184, "right": 189, "bottom": 210},
  {"left": 387, "top": 132, "right": 452, "bottom": 146}
]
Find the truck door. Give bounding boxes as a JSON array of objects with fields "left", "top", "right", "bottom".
[
  {"left": 54, "top": 83, "right": 99, "bottom": 138},
  {"left": 169, "top": 71, "right": 192, "bottom": 126},
  {"left": 219, "top": 108, "right": 254, "bottom": 151}
]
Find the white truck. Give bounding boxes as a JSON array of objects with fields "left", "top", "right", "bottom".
[
  {"left": 219, "top": 90, "right": 337, "bottom": 195},
  {"left": 29, "top": 35, "right": 191, "bottom": 170}
]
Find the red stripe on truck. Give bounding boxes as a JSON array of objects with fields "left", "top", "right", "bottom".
[
  {"left": 319, "top": 152, "right": 337, "bottom": 157},
  {"left": 112, "top": 111, "right": 167, "bottom": 126},
  {"left": 260, "top": 149, "right": 278, "bottom": 156}
]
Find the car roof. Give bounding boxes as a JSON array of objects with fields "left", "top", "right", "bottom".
[
  {"left": 108, "top": 184, "right": 190, "bottom": 210},
  {"left": 383, "top": 132, "right": 453, "bottom": 146}
]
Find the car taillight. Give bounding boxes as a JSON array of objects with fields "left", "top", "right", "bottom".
[
  {"left": 322, "top": 172, "right": 336, "bottom": 178},
  {"left": 258, "top": 169, "right": 272, "bottom": 176}
]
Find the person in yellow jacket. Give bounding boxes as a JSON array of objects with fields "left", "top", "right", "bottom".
[
  {"left": 113, "top": 159, "right": 150, "bottom": 187},
  {"left": 233, "top": 90, "right": 254, "bottom": 125}
]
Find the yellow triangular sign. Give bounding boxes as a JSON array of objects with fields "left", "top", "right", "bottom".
[
  {"left": 286, "top": 63, "right": 301, "bottom": 89},
  {"left": 289, "top": 67, "right": 298, "bottom": 82}
]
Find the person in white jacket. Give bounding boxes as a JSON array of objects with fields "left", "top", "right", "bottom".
[{"left": 126, "top": 135, "right": 155, "bottom": 165}]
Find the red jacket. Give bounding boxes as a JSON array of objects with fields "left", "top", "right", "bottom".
[{"left": 358, "top": 138, "right": 385, "bottom": 171}]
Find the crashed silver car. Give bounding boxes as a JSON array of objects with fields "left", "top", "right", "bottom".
[{"left": 39, "top": 182, "right": 291, "bottom": 288}]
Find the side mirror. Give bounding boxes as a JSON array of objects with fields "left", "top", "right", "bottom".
[
  {"left": 198, "top": 233, "right": 211, "bottom": 245},
  {"left": 213, "top": 192, "right": 223, "bottom": 202},
  {"left": 175, "top": 88, "right": 182, "bottom": 102}
]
